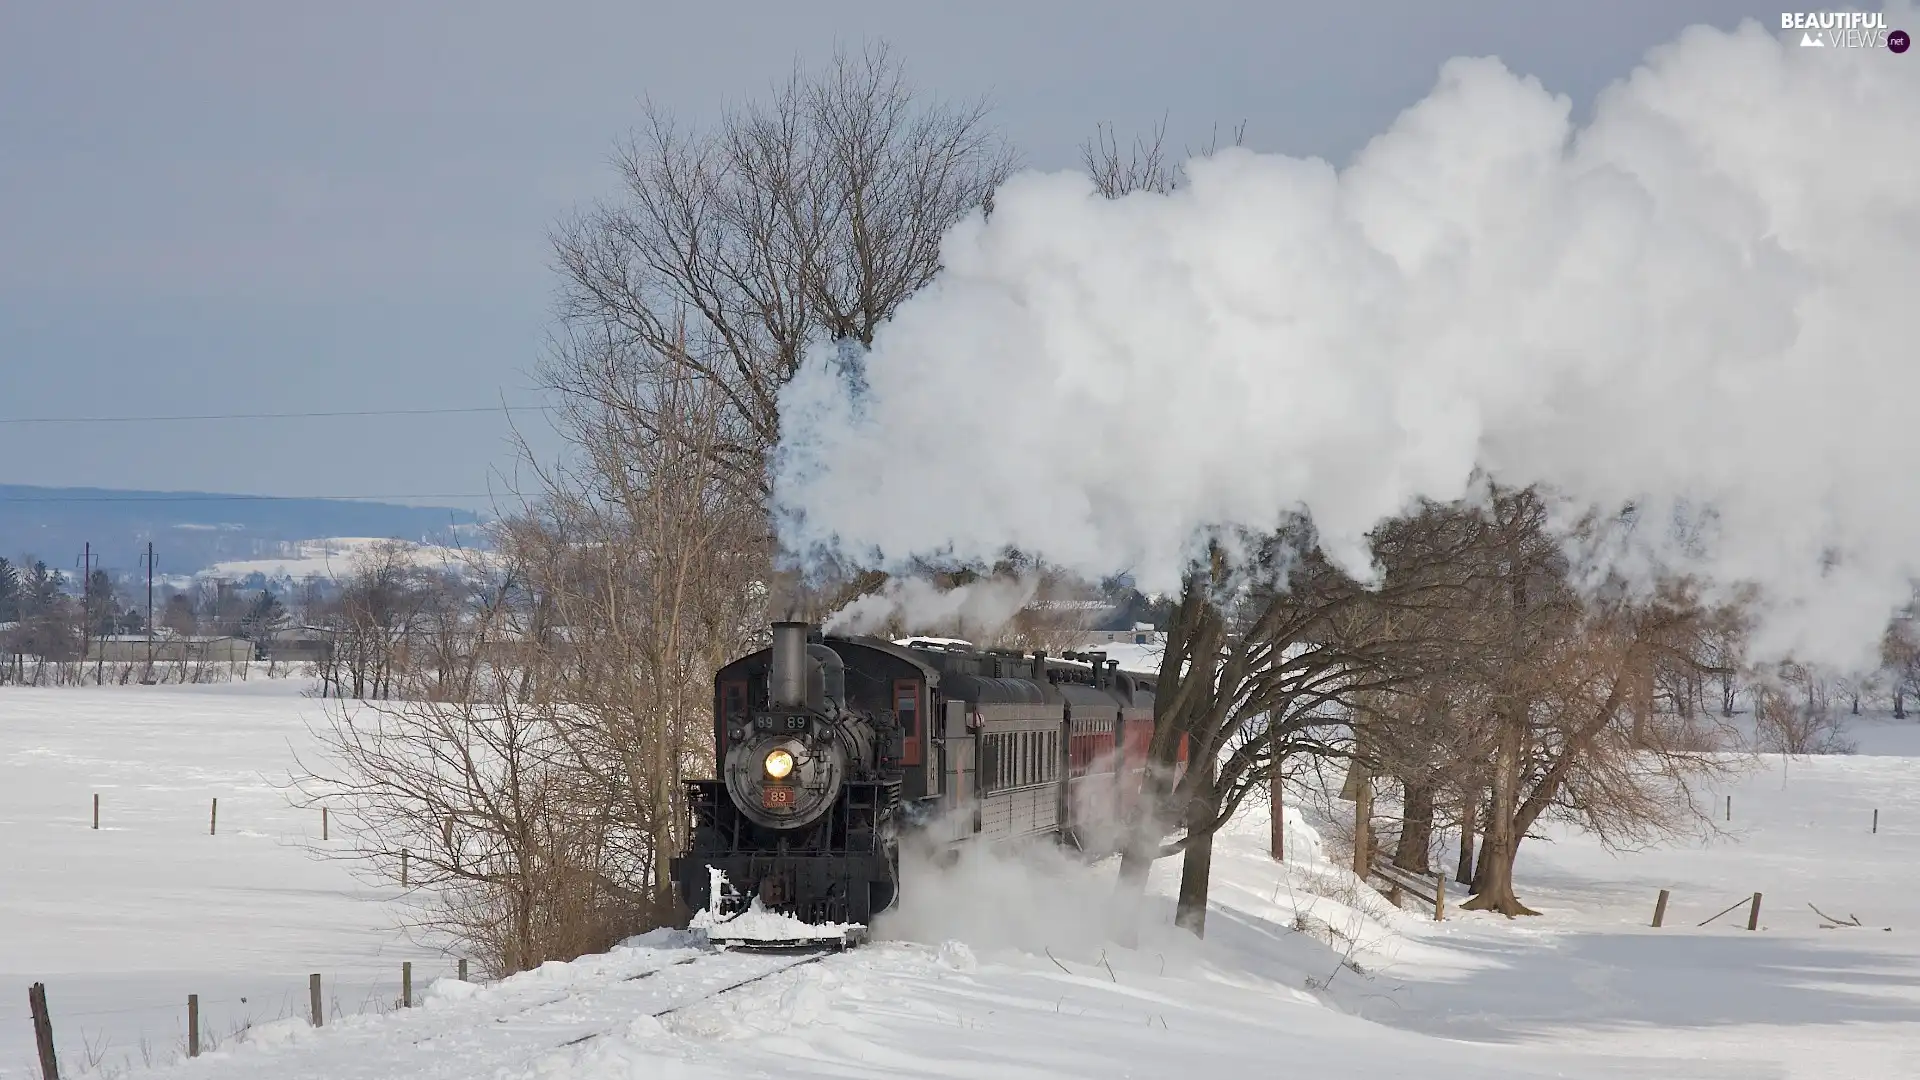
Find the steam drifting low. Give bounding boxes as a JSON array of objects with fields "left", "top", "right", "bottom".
[
  {"left": 824, "top": 575, "right": 1041, "bottom": 638},
  {"left": 775, "top": 15, "right": 1920, "bottom": 668}
]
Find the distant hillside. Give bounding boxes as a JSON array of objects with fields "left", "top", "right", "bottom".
[
  {"left": 198, "top": 536, "right": 495, "bottom": 584},
  {"left": 0, "top": 484, "right": 487, "bottom": 577}
]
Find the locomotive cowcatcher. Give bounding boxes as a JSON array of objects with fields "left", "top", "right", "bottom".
[{"left": 670, "top": 621, "right": 1179, "bottom": 931}]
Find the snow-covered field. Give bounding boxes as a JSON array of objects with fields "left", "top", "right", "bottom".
[
  {"left": 0, "top": 682, "right": 444, "bottom": 1079},
  {"left": 6, "top": 683, "right": 1920, "bottom": 1078},
  {"left": 198, "top": 537, "right": 483, "bottom": 583}
]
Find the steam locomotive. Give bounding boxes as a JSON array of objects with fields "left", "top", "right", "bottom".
[{"left": 670, "top": 622, "right": 1176, "bottom": 931}]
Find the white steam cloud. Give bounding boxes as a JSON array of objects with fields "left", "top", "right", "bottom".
[
  {"left": 775, "top": 16, "right": 1920, "bottom": 669},
  {"left": 823, "top": 575, "right": 1041, "bottom": 638}
]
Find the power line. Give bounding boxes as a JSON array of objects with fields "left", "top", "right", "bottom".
[
  {"left": 0, "top": 405, "right": 547, "bottom": 425},
  {"left": 0, "top": 492, "right": 497, "bottom": 504}
]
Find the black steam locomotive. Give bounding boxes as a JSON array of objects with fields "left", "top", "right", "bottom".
[{"left": 670, "top": 622, "right": 1172, "bottom": 931}]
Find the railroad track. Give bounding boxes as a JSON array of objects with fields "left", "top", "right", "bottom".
[
  {"left": 404, "top": 952, "right": 707, "bottom": 1048},
  {"left": 555, "top": 946, "right": 840, "bottom": 1048}
]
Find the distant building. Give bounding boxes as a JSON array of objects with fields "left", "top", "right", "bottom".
[
  {"left": 88, "top": 634, "right": 255, "bottom": 664},
  {"left": 261, "top": 626, "right": 334, "bottom": 664},
  {"left": 1073, "top": 622, "right": 1162, "bottom": 647}
]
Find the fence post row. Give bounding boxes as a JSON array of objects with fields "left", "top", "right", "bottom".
[{"left": 29, "top": 982, "right": 59, "bottom": 1080}]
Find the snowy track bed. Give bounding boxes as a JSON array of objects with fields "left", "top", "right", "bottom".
[{"left": 137, "top": 940, "right": 847, "bottom": 1079}]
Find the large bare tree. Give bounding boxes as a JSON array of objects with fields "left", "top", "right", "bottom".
[{"left": 550, "top": 43, "right": 1017, "bottom": 501}]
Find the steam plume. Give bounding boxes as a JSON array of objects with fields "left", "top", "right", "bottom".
[
  {"left": 775, "top": 15, "right": 1920, "bottom": 668},
  {"left": 824, "top": 575, "right": 1041, "bottom": 639}
]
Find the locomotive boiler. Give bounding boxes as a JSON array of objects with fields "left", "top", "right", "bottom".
[{"left": 671, "top": 620, "right": 1178, "bottom": 934}]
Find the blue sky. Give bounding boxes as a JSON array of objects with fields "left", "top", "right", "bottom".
[{"left": 0, "top": 0, "right": 1784, "bottom": 509}]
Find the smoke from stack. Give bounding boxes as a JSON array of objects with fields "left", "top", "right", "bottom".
[
  {"left": 824, "top": 575, "right": 1043, "bottom": 640},
  {"left": 772, "top": 14, "right": 1920, "bottom": 671}
]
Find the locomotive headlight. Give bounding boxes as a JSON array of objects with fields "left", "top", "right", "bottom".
[{"left": 763, "top": 748, "right": 795, "bottom": 780}]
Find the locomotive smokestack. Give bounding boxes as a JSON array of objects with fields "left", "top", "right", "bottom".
[{"left": 770, "top": 621, "right": 809, "bottom": 709}]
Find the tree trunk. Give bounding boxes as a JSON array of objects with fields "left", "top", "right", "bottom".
[
  {"left": 1455, "top": 792, "right": 1477, "bottom": 886},
  {"left": 1394, "top": 780, "right": 1434, "bottom": 875},
  {"left": 1629, "top": 665, "right": 1650, "bottom": 748},
  {"left": 1269, "top": 743, "right": 1285, "bottom": 862},
  {"left": 1174, "top": 759, "right": 1219, "bottom": 937},
  {"left": 1350, "top": 759, "right": 1373, "bottom": 880},
  {"left": 1895, "top": 688, "right": 1907, "bottom": 721},
  {"left": 1462, "top": 708, "right": 1538, "bottom": 916}
]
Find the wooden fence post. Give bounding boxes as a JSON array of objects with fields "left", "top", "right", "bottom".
[
  {"left": 402, "top": 962, "right": 413, "bottom": 1008},
  {"left": 209, "top": 798, "right": 218, "bottom": 836},
  {"left": 1434, "top": 873, "right": 1446, "bottom": 921},
  {"left": 91, "top": 794, "right": 98, "bottom": 831},
  {"left": 1747, "top": 892, "right": 1763, "bottom": 931},
  {"left": 322, "top": 807, "right": 328, "bottom": 841},
  {"left": 1652, "top": 889, "right": 1670, "bottom": 927},
  {"left": 1873, "top": 808, "right": 1878, "bottom": 834},
  {"left": 187, "top": 994, "right": 199, "bottom": 1058},
  {"left": 309, "top": 973, "right": 323, "bottom": 1027},
  {"left": 400, "top": 849, "right": 409, "bottom": 888},
  {"left": 1725, "top": 795, "right": 1731, "bottom": 822},
  {"left": 458, "top": 958, "right": 468, "bottom": 982},
  {"left": 29, "top": 982, "right": 60, "bottom": 1080}
]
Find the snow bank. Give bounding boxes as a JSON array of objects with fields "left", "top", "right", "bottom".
[{"left": 693, "top": 895, "right": 860, "bottom": 943}]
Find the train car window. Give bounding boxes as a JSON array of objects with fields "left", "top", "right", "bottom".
[{"left": 895, "top": 681, "right": 922, "bottom": 767}]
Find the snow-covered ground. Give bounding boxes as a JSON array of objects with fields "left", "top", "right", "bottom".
[
  {"left": 6, "top": 682, "right": 1920, "bottom": 1078},
  {"left": 198, "top": 537, "right": 483, "bottom": 583},
  {"left": 0, "top": 682, "right": 444, "bottom": 1079}
]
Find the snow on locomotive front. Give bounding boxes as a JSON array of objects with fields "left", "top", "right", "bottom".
[{"left": 671, "top": 622, "right": 903, "bottom": 925}]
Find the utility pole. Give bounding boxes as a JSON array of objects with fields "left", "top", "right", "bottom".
[
  {"left": 140, "top": 542, "right": 157, "bottom": 684},
  {"left": 78, "top": 542, "right": 94, "bottom": 680}
]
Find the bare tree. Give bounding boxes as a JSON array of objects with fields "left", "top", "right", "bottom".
[
  {"left": 292, "top": 580, "right": 639, "bottom": 975},
  {"left": 1115, "top": 513, "right": 1466, "bottom": 937},
  {"left": 506, "top": 346, "right": 769, "bottom": 923},
  {"left": 1884, "top": 597, "right": 1918, "bottom": 719},
  {"left": 550, "top": 42, "right": 1016, "bottom": 501},
  {"left": 1443, "top": 489, "right": 1734, "bottom": 916},
  {"left": 1080, "top": 116, "right": 1247, "bottom": 198}
]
